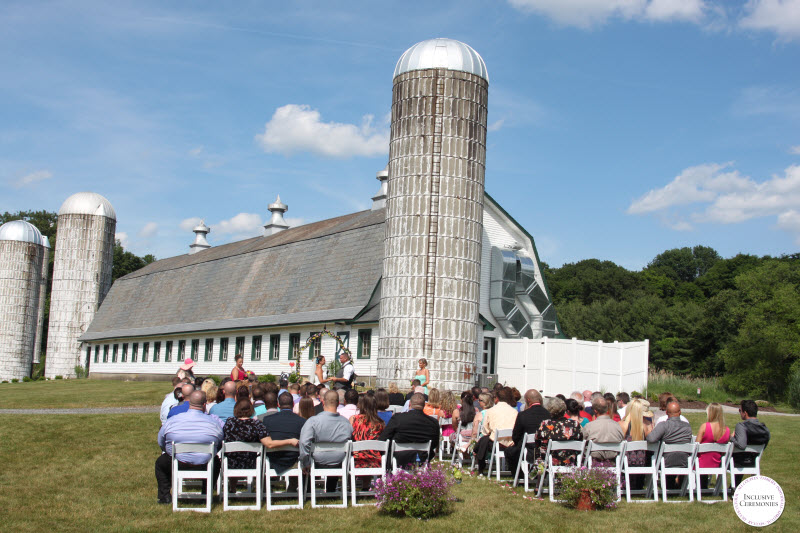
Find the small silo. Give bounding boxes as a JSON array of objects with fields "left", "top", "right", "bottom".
[
  {"left": 45, "top": 193, "right": 116, "bottom": 378},
  {"left": 378, "top": 38, "right": 489, "bottom": 391},
  {"left": 0, "top": 220, "right": 46, "bottom": 381}
]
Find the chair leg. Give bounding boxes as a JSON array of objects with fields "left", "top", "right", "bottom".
[
  {"left": 625, "top": 471, "right": 631, "bottom": 503},
  {"left": 661, "top": 471, "right": 668, "bottom": 502}
]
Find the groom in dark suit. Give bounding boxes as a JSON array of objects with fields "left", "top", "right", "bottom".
[
  {"left": 505, "top": 389, "right": 551, "bottom": 475},
  {"left": 379, "top": 393, "right": 440, "bottom": 468}
]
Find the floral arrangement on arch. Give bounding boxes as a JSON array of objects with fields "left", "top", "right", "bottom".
[{"left": 295, "top": 329, "right": 352, "bottom": 381}]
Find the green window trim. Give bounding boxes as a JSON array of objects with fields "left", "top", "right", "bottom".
[
  {"left": 235, "top": 337, "right": 245, "bottom": 360},
  {"left": 357, "top": 329, "right": 372, "bottom": 359},
  {"left": 103, "top": 345, "right": 109, "bottom": 363},
  {"left": 153, "top": 342, "right": 161, "bottom": 362},
  {"left": 142, "top": 342, "right": 149, "bottom": 363},
  {"left": 204, "top": 339, "right": 213, "bottom": 362},
  {"left": 178, "top": 340, "right": 186, "bottom": 361},
  {"left": 308, "top": 332, "right": 321, "bottom": 360},
  {"left": 289, "top": 333, "right": 300, "bottom": 360},
  {"left": 131, "top": 343, "right": 138, "bottom": 363},
  {"left": 165, "top": 341, "right": 172, "bottom": 363},
  {"left": 86, "top": 346, "right": 92, "bottom": 366},
  {"left": 121, "top": 343, "right": 128, "bottom": 363},
  {"left": 94, "top": 345, "right": 100, "bottom": 364},
  {"left": 335, "top": 331, "right": 350, "bottom": 357},
  {"left": 219, "top": 338, "right": 229, "bottom": 362},
  {"left": 269, "top": 334, "right": 280, "bottom": 360},
  {"left": 112, "top": 344, "right": 119, "bottom": 363},
  {"left": 191, "top": 339, "right": 199, "bottom": 360},
  {"left": 251, "top": 335, "right": 262, "bottom": 361}
]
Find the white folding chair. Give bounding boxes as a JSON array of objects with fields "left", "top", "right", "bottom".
[
  {"left": 538, "top": 440, "right": 586, "bottom": 501},
  {"left": 621, "top": 441, "right": 661, "bottom": 502},
  {"left": 470, "top": 420, "right": 484, "bottom": 470},
  {"left": 487, "top": 428, "right": 513, "bottom": 481},
  {"left": 390, "top": 441, "right": 432, "bottom": 472},
  {"left": 349, "top": 440, "right": 388, "bottom": 506},
  {"left": 658, "top": 442, "right": 698, "bottom": 502},
  {"left": 171, "top": 442, "right": 216, "bottom": 513},
  {"left": 221, "top": 441, "right": 263, "bottom": 510},
  {"left": 729, "top": 444, "right": 766, "bottom": 489},
  {"left": 695, "top": 442, "right": 733, "bottom": 502},
  {"left": 264, "top": 445, "right": 304, "bottom": 511},
  {"left": 512, "top": 433, "right": 538, "bottom": 492},
  {"left": 585, "top": 441, "right": 626, "bottom": 501},
  {"left": 450, "top": 422, "right": 472, "bottom": 466},
  {"left": 438, "top": 418, "right": 453, "bottom": 461},
  {"left": 309, "top": 441, "right": 350, "bottom": 508}
]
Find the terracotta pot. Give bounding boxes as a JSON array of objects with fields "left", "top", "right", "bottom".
[{"left": 576, "top": 489, "right": 595, "bottom": 511}]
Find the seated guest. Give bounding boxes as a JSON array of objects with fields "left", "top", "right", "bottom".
[
  {"left": 534, "top": 397, "right": 583, "bottom": 465},
  {"left": 451, "top": 391, "right": 478, "bottom": 452},
  {"left": 620, "top": 398, "right": 654, "bottom": 490},
  {"left": 293, "top": 383, "right": 315, "bottom": 415},
  {"left": 379, "top": 392, "right": 440, "bottom": 469},
  {"left": 406, "top": 380, "right": 428, "bottom": 402},
  {"left": 604, "top": 393, "right": 621, "bottom": 422},
  {"left": 350, "top": 395, "right": 386, "bottom": 488},
  {"left": 439, "top": 391, "right": 457, "bottom": 439},
  {"left": 564, "top": 398, "right": 587, "bottom": 428},
  {"left": 278, "top": 378, "right": 289, "bottom": 398},
  {"left": 167, "top": 383, "right": 196, "bottom": 419},
  {"left": 512, "top": 388, "right": 524, "bottom": 411},
  {"left": 646, "top": 400, "right": 693, "bottom": 489},
  {"left": 297, "top": 397, "right": 315, "bottom": 420},
  {"left": 387, "top": 382, "right": 405, "bottom": 406},
  {"left": 471, "top": 387, "right": 482, "bottom": 410},
  {"left": 423, "top": 388, "right": 443, "bottom": 418},
  {"left": 314, "top": 387, "right": 328, "bottom": 415},
  {"left": 289, "top": 382, "right": 301, "bottom": 404},
  {"left": 616, "top": 392, "right": 630, "bottom": 420},
  {"left": 375, "top": 389, "right": 393, "bottom": 425},
  {"left": 401, "top": 386, "right": 427, "bottom": 412},
  {"left": 160, "top": 377, "right": 183, "bottom": 424},
  {"left": 696, "top": 402, "right": 730, "bottom": 489},
  {"left": 654, "top": 396, "right": 689, "bottom": 425},
  {"left": 731, "top": 400, "right": 770, "bottom": 486},
  {"left": 505, "top": 389, "right": 550, "bottom": 474},
  {"left": 260, "top": 391, "right": 305, "bottom": 492},
  {"left": 653, "top": 391, "right": 676, "bottom": 421},
  {"left": 583, "top": 396, "right": 625, "bottom": 465},
  {"left": 209, "top": 381, "right": 237, "bottom": 422},
  {"left": 582, "top": 390, "right": 594, "bottom": 416},
  {"left": 474, "top": 387, "right": 518, "bottom": 476},
  {"left": 155, "top": 391, "right": 223, "bottom": 504},
  {"left": 236, "top": 383, "right": 251, "bottom": 402},
  {"left": 252, "top": 385, "right": 267, "bottom": 417},
  {"left": 257, "top": 392, "right": 280, "bottom": 422},
  {"left": 204, "top": 384, "right": 218, "bottom": 413},
  {"left": 222, "top": 399, "right": 268, "bottom": 489},
  {"left": 337, "top": 388, "right": 360, "bottom": 419},
  {"left": 299, "top": 390, "right": 353, "bottom": 492}
]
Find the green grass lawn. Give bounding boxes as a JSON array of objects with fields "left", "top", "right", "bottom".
[
  {"left": 0, "top": 379, "right": 168, "bottom": 409},
  {"left": 0, "top": 409, "right": 796, "bottom": 532}
]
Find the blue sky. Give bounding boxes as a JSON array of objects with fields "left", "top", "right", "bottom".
[{"left": 2, "top": 0, "right": 799, "bottom": 269}]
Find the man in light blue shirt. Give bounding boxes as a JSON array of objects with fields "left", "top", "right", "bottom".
[
  {"left": 209, "top": 381, "right": 237, "bottom": 422},
  {"left": 155, "top": 391, "right": 223, "bottom": 504},
  {"left": 159, "top": 377, "right": 183, "bottom": 424}
]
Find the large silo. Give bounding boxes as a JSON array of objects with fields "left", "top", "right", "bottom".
[
  {"left": 0, "top": 220, "right": 46, "bottom": 381},
  {"left": 32, "top": 236, "right": 50, "bottom": 365},
  {"left": 378, "top": 38, "right": 489, "bottom": 391},
  {"left": 45, "top": 193, "right": 116, "bottom": 378}
]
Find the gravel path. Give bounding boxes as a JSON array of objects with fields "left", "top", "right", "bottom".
[
  {"left": 682, "top": 407, "right": 799, "bottom": 417},
  {"left": 0, "top": 406, "right": 159, "bottom": 415}
]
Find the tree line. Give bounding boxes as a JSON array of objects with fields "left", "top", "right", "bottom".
[{"left": 542, "top": 246, "right": 800, "bottom": 405}]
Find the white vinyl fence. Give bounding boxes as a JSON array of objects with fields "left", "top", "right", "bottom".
[{"left": 496, "top": 337, "right": 649, "bottom": 396}]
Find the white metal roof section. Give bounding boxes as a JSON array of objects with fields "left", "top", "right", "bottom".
[
  {"left": 0, "top": 219, "right": 44, "bottom": 245},
  {"left": 393, "top": 38, "right": 488, "bottom": 81},
  {"left": 58, "top": 192, "right": 116, "bottom": 220}
]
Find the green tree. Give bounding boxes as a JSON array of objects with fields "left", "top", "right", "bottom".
[
  {"left": 112, "top": 240, "right": 156, "bottom": 281},
  {"left": 646, "top": 245, "right": 721, "bottom": 284}
]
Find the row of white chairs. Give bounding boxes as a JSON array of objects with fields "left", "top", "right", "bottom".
[
  {"left": 170, "top": 439, "right": 431, "bottom": 512},
  {"left": 510, "top": 436, "right": 765, "bottom": 504}
]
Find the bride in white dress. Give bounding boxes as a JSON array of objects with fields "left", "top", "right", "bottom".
[{"left": 312, "top": 355, "right": 328, "bottom": 385}]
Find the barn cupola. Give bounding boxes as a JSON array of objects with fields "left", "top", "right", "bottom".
[
  {"left": 371, "top": 166, "right": 388, "bottom": 210},
  {"left": 189, "top": 221, "right": 211, "bottom": 254},
  {"left": 264, "top": 195, "right": 289, "bottom": 236}
]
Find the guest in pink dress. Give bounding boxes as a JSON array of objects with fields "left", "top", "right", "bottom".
[{"left": 696, "top": 402, "right": 730, "bottom": 489}]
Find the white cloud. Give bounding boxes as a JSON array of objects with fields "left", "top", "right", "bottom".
[
  {"left": 507, "top": 0, "right": 707, "bottom": 28},
  {"left": 14, "top": 169, "right": 52, "bottom": 188},
  {"left": 733, "top": 86, "right": 800, "bottom": 118},
  {"left": 255, "top": 104, "right": 389, "bottom": 158},
  {"left": 188, "top": 146, "right": 203, "bottom": 157},
  {"left": 629, "top": 163, "right": 800, "bottom": 242},
  {"left": 627, "top": 162, "right": 748, "bottom": 214},
  {"left": 284, "top": 217, "right": 305, "bottom": 228},
  {"left": 138, "top": 222, "right": 158, "bottom": 238},
  {"left": 179, "top": 217, "right": 203, "bottom": 232},
  {"left": 790, "top": 145, "right": 800, "bottom": 154},
  {"left": 115, "top": 232, "right": 130, "bottom": 248},
  {"left": 487, "top": 119, "right": 505, "bottom": 132},
  {"left": 740, "top": 0, "right": 800, "bottom": 41},
  {"left": 213, "top": 212, "right": 263, "bottom": 237}
]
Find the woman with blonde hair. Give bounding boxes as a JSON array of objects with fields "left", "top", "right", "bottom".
[
  {"left": 439, "top": 391, "right": 458, "bottom": 438},
  {"left": 423, "top": 388, "right": 443, "bottom": 417},
  {"left": 472, "top": 392, "right": 494, "bottom": 439},
  {"left": 387, "top": 382, "right": 405, "bottom": 406},
  {"left": 620, "top": 399, "right": 653, "bottom": 490},
  {"left": 696, "top": 402, "right": 730, "bottom": 489},
  {"left": 412, "top": 358, "right": 430, "bottom": 394}
]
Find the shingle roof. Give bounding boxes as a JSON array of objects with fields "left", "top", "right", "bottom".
[{"left": 81, "top": 209, "right": 385, "bottom": 341}]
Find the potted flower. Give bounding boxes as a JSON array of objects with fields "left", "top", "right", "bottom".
[
  {"left": 558, "top": 466, "right": 618, "bottom": 510},
  {"left": 374, "top": 463, "right": 456, "bottom": 519}
]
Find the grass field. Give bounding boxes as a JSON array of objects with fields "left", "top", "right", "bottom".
[
  {"left": 0, "top": 379, "right": 167, "bottom": 409},
  {"left": 0, "top": 381, "right": 797, "bottom": 532}
]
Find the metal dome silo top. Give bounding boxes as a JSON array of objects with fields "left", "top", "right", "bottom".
[
  {"left": 58, "top": 192, "right": 116, "bottom": 220},
  {"left": 0, "top": 219, "right": 44, "bottom": 245},
  {"left": 394, "top": 38, "right": 488, "bottom": 81}
]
